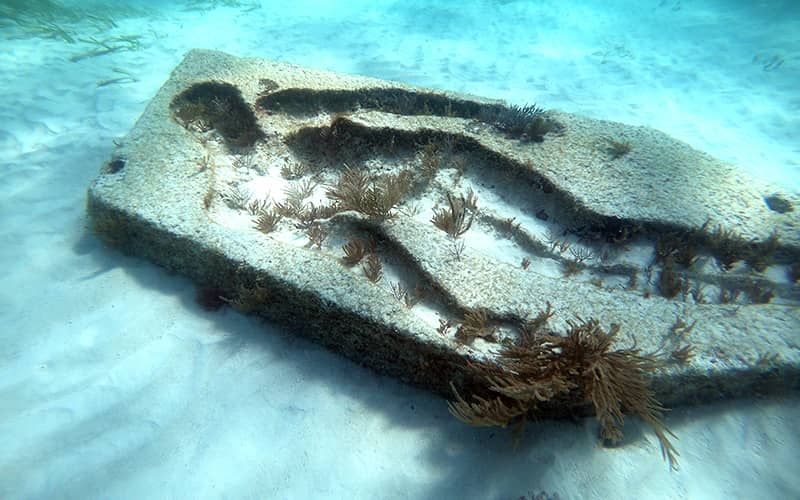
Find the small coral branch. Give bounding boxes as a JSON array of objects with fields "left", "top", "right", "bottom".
[
  {"left": 253, "top": 209, "right": 282, "bottom": 233},
  {"left": 455, "top": 308, "right": 496, "bottom": 343},
  {"left": 431, "top": 192, "right": 475, "bottom": 238},
  {"left": 604, "top": 137, "right": 632, "bottom": 159},
  {"left": 362, "top": 254, "right": 383, "bottom": 283},
  {"left": 481, "top": 103, "right": 563, "bottom": 142},
  {"left": 326, "top": 165, "right": 411, "bottom": 219},
  {"left": 341, "top": 238, "right": 367, "bottom": 265},
  {"left": 448, "top": 382, "right": 527, "bottom": 427}
]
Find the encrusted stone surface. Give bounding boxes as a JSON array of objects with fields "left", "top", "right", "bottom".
[{"left": 87, "top": 49, "right": 800, "bottom": 412}]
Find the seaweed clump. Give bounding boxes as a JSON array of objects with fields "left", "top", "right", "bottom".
[
  {"left": 482, "top": 103, "right": 563, "bottom": 142},
  {"left": 706, "top": 224, "right": 749, "bottom": 271},
  {"left": 449, "top": 316, "right": 677, "bottom": 469},
  {"left": 431, "top": 192, "right": 475, "bottom": 238},
  {"left": 655, "top": 230, "right": 698, "bottom": 268},
  {"left": 577, "top": 216, "right": 640, "bottom": 245},
  {"left": 658, "top": 257, "right": 684, "bottom": 299},
  {"left": 326, "top": 165, "right": 412, "bottom": 219},
  {"left": 703, "top": 223, "right": 781, "bottom": 272},
  {"left": 604, "top": 137, "right": 633, "bottom": 160},
  {"left": 745, "top": 230, "right": 780, "bottom": 272}
]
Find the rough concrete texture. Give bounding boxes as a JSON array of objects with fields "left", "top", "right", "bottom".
[{"left": 87, "top": 49, "right": 799, "bottom": 415}]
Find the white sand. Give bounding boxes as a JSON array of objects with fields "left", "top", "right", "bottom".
[{"left": 1, "top": 1, "right": 798, "bottom": 498}]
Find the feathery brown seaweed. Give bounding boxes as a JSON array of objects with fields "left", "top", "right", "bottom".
[
  {"left": 431, "top": 192, "right": 475, "bottom": 238},
  {"left": 362, "top": 254, "right": 383, "bottom": 283},
  {"left": 448, "top": 316, "right": 678, "bottom": 470},
  {"left": 342, "top": 239, "right": 367, "bottom": 265},
  {"left": 326, "top": 166, "right": 411, "bottom": 219}
]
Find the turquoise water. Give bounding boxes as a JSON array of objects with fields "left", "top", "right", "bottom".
[{"left": 1, "top": 1, "right": 798, "bottom": 499}]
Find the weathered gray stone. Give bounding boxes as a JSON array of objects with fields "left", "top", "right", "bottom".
[{"left": 87, "top": 49, "right": 799, "bottom": 418}]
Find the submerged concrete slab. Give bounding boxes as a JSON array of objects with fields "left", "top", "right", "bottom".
[{"left": 87, "top": 50, "right": 799, "bottom": 424}]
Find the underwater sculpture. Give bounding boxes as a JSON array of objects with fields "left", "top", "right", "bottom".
[{"left": 87, "top": 50, "right": 800, "bottom": 469}]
